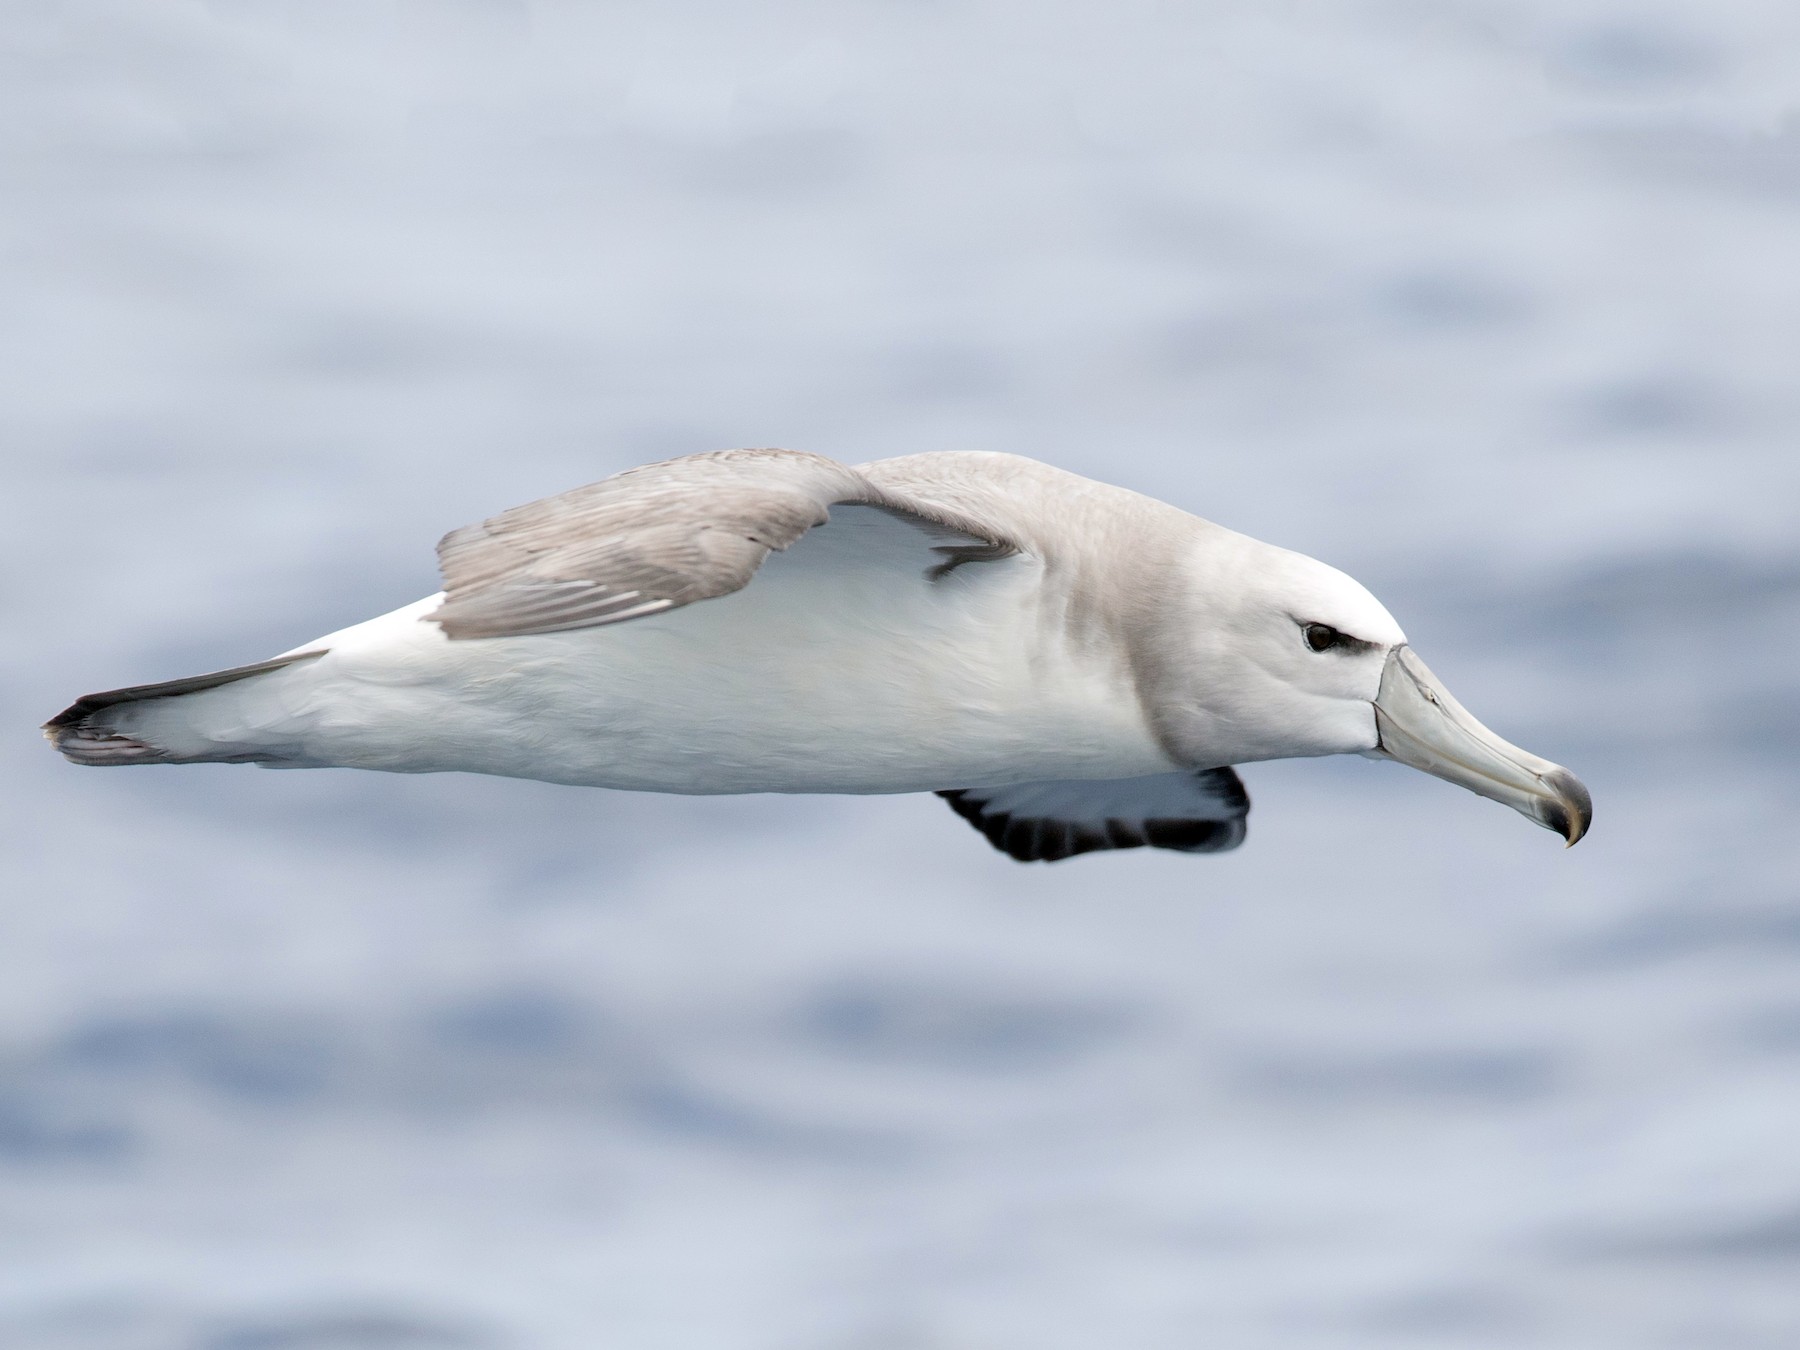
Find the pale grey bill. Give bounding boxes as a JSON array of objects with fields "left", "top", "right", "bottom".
[{"left": 1370, "top": 645, "right": 1592, "bottom": 846}]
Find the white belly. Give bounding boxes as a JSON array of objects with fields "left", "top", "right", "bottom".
[{"left": 247, "top": 542, "right": 1175, "bottom": 794}]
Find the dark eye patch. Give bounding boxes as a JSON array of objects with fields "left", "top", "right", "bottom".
[{"left": 1302, "top": 622, "right": 1375, "bottom": 654}]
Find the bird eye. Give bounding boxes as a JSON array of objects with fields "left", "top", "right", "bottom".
[{"left": 1303, "top": 623, "right": 1342, "bottom": 653}]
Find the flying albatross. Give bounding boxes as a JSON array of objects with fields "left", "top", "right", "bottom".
[{"left": 45, "top": 449, "right": 1590, "bottom": 861}]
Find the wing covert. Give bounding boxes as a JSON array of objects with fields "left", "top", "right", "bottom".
[{"left": 428, "top": 448, "right": 1018, "bottom": 640}]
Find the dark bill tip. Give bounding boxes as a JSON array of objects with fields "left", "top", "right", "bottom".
[{"left": 1538, "top": 767, "right": 1593, "bottom": 847}]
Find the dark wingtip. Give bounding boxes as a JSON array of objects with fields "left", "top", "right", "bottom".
[
  {"left": 44, "top": 695, "right": 108, "bottom": 732},
  {"left": 1541, "top": 767, "right": 1593, "bottom": 847},
  {"left": 41, "top": 650, "right": 329, "bottom": 767}
]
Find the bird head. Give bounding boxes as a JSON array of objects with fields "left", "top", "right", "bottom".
[{"left": 1156, "top": 529, "right": 1590, "bottom": 845}]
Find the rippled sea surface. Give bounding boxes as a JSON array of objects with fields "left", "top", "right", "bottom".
[{"left": 6, "top": 3, "right": 1799, "bottom": 1347}]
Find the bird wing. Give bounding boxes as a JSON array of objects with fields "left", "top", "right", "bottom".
[
  {"left": 428, "top": 448, "right": 1021, "bottom": 640},
  {"left": 938, "top": 768, "right": 1249, "bottom": 862}
]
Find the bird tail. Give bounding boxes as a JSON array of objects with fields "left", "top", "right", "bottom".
[{"left": 44, "top": 650, "right": 327, "bottom": 766}]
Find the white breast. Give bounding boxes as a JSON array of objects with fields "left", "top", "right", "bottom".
[{"left": 251, "top": 508, "right": 1176, "bottom": 794}]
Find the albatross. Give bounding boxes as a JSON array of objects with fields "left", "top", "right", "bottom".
[{"left": 45, "top": 449, "right": 1590, "bottom": 861}]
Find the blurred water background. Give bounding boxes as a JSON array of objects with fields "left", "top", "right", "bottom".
[{"left": 5, "top": 2, "right": 1800, "bottom": 1346}]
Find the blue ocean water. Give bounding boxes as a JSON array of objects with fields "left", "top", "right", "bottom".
[{"left": 4, "top": 3, "right": 1798, "bottom": 1346}]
